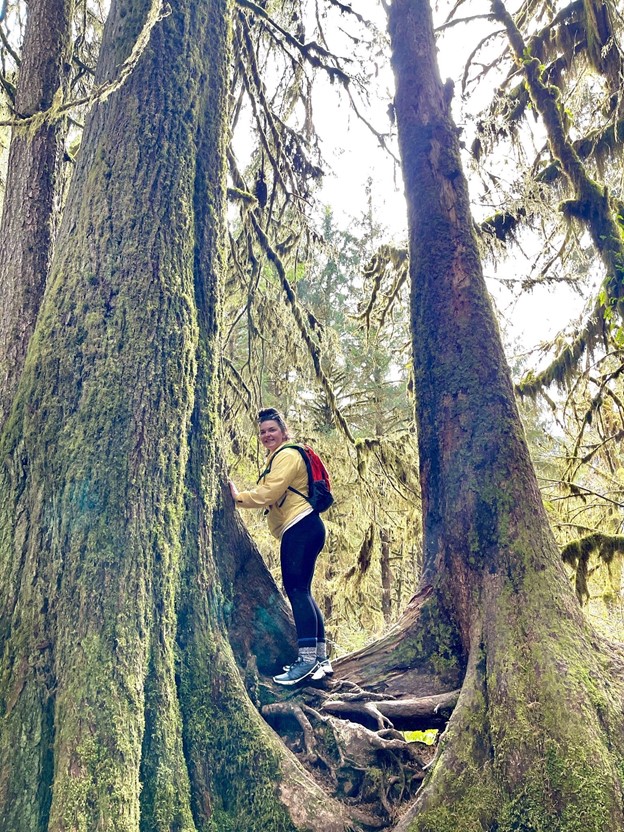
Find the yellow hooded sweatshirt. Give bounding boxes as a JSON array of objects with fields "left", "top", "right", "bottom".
[{"left": 235, "top": 443, "right": 312, "bottom": 539}]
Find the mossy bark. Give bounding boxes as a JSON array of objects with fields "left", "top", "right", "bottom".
[
  {"left": 211, "top": 474, "right": 298, "bottom": 676},
  {"left": 385, "top": 1, "right": 624, "bottom": 829},
  {"left": 0, "top": 0, "right": 74, "bottom": 426},
  {"left": 0, "top": 0, "right": 214, "bottom": 824},
  {"left": 0, "top": 1, "right": 350, "bottom": 830},
  {"left": 491, "top": 0, "right": 624, "bottom": 316}
]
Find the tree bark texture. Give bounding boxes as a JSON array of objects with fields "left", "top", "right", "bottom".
[
  {"left": 0, "top": 0, "right": 352, "bottom": 829},
  {"left": 212, "top": 474, "right": 298, "bottom": 676},
  {"left": 380, "top": 527, "right": 392, "bottom": 624},
  {"left": 384, "top": 0, "right": 624, "bottom": 829},
  {"left": 0, "top": 0, "right": 74, "bottom": 426}
]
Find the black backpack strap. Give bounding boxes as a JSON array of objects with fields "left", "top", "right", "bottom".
[
  {"left": 257, "top": 444, "right": 313, "bottom": 502},
  {"left": 287, "top": 485, "right": 308, "bottom": 499},
  {"left": 256, "top": 444, "right": 289, "bottom": 482}
]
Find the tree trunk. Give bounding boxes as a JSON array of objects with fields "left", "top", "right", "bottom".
[
  {"left": 211, "top": 473, "right": 297, "bottom": 676},
  {"left": 380, "top": 527, "right": 392, "bottom": 625},
  {"left": 0, "top": 1, "right": 352, "bottom": 830},
  {"left": 0, "top": 0, "right": 73, "bottom": 425},
  {"left": 384, "top": 0, "right": 624, "bottom": 829}
]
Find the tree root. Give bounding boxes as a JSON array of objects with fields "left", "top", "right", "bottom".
[
  {"left": 261, "top": 681, "right": 451, "bottom": 827},
  {"left": 323, "top": 699, "right": 395, "bottom": 730},
  {"left": 262, "top": 702, "right": 320, "bottom": 764},
  {"left": 321, "top": 688, "right": 459, "bottom": 731}
]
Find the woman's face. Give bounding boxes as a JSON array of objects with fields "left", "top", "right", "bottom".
[{"left": 259, "top": 419, "right": 286, "bottom": 453}]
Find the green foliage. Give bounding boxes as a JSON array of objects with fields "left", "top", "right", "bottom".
[
  {"left": 463, "top": 0, "right": 624, "bottom": 413},
  {"left": 516, "top": 345, "right": 624, "bottom": 637},
  {"left": 224, "top": 176, "right": 420, "bottom": 651},
  {"left": 403, "top": 729, "right": 437, "bottom": 745}
]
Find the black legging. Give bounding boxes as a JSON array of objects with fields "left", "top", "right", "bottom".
[{"left": 280, "top": 512, "right": 326, "bottom": 648}]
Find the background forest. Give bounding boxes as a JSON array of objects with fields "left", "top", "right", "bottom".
[
  {"left": 3, "top": 0, "right": 624, "bottom": 830},
  {"left": 0, "top": 0, "right": 623, "bottom": 654},
  {"left": 206, "top": 0, "right": 624, "bottom": 651}
]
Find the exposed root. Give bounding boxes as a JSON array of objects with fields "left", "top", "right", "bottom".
[
  {"left": 322, "top": 699, "right": 395, "bottom": 730},
  {"left": 329, "top": 680, "right": 397, "bottom": 701},
  {"left": 321, "top": 689, "right": 460, "bottom": 731},
  {"left": 260, "top": 678, "right": 453, "bottom": 827},
  {"left": 263, "top": 702, "right": 320, "bottom": 764}
]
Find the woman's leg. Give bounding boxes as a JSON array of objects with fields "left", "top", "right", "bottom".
[
  {"left": 280, "top": 513, "right": 326, "bottom": 648},
  {"left": 310, "top": 597, "right": 325, "bottom": 643}
]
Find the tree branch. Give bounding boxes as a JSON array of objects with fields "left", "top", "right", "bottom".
[
  {"left": 0, "top": 0, "right": 170, "bottom": 128},
  {"left": 249, "top": 211, "right": 357, "bottom": 445}
]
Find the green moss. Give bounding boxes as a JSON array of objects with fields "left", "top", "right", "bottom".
[
  {"left": 139, "top": 648, "right": 195, "bottom": 832},
  {"left": 407, "top": 755, "right": 499, "bottom": 832},
  {"left": 409, "top": 719, "right": 622, "bottom": 832},
  {"left": 405, "top": 549, "right": 624, "bottom": 832},
  {"left": 178, "top": 630, "right": 296, "bottom": 832},
  {"left": 394, "top": 591, "right": 464, "bottom": 681},
  {"left": 409, "top": 807, "right": 490, "bottom": 832}
]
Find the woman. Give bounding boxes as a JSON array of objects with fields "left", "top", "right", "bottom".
[{"left": 229, "top": 408, "right": 332, "bottom": 685}]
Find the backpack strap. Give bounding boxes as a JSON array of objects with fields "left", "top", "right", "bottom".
[
  {"left": 257, "top": 443, "right": 299, "bottom": 480},
  {"left": 257, "top": 443, "right": 312, "bottom": 502}
]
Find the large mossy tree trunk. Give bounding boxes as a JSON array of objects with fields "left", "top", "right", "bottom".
[
  {"left": 211, "top": 476, "right": 297, "bottom": 676},
  {"left": 0, "top": 0, "right": 74, "bottom": 425},
  {"left": 382, "top": 1, "right": 624, "bottom": 829},
  {"left": 0, "top": 1, "right": 350, "bottom": 830}
]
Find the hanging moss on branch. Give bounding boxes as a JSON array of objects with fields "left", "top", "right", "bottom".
[
  {"left": 561, "top": 533, "right": 624, "bottom": 603},
  {"left": 516, "top": 305, "right": 605, "bottom": 397},
  {"left": 249, "top": 211, "right": 356, "bottom": 445},
  {"left": 480, "top": 206, "right": 527, "bottom": 243},
  {"left": 537, "top": 118, "right": 624, "bottom": 185},
  {"left": 0, "top": 0, "right": 171, "bottom": 132},
  {"left": 236, "top": 0, "right": 351, "bottom": 86},
  {"left": 356, "top": 244, "right": 409, "bottom": 332},
  {"left": 492, "top": 0, "right": 624, "bottom": 391},
  {"left": 471, "top": 7, "right": 586, "bottom": 154}
]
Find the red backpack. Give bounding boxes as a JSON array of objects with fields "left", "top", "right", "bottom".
[{"left": 260, "top": 444, "right": 334, "bottom": 513}]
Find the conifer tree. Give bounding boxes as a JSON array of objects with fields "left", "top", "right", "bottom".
[
  {"left": 0, "top": 1, "right": 347, "bottom": 829},
  {"left": 0, "top": 0, "right": 73, "bottom": 424},
  {"left": 377, "top": 0, "right": 624, "bottom": 826}
]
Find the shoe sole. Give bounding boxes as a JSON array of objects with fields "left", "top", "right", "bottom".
[
  {"left": 273, "top": 664, "right": 319, "bottom": 686},
  {"left": 283, "top": 665, "right": 333, "bottom": 681}
]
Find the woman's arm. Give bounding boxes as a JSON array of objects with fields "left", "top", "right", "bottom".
[{"left": 232, "top": 450, "right": 300, "bottom": 509}]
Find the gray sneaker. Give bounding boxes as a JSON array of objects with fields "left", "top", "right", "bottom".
[
  {"left": 273, "top": 657, "right": 320, "bottom": 686},
  {"left": 284, "top": 658, "right": 334, "bottom": 679}
]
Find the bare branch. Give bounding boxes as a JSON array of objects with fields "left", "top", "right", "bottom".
[
  {"left": 237, "top": 0, "right": 352, "bottom": 84},
  {"left": 0, "top": 23, "right": 20, "bottom": 67},
  {"left": 437, "top": 13, "right": 496, "bottom": 33}
]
